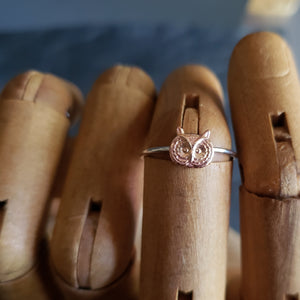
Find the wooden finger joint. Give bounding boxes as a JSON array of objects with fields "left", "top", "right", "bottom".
[
  {"left": 270, "top": 112, "right": 298, "bottom": 197},
  {"left": 0, "top": 200, "right": 7, "bottom": 234},
  {"left": 182, "top": 94, "right": 200, "bottom": 134},
  {"left": 177, "top": 289, "right": 193, "bottom": 300},
  {"left": 77, "top": 197, "right": 102, "bottom": 288},
  {"left": 285, "top": 293, "right": 299, "bottom": 300}
]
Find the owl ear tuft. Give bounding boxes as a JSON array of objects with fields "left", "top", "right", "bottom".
[
  {"left": 177, "top": 127, "right": 185, "bottom": 135},
  {"left": 202, "top": 130, "right": 210, "bottom": 139}
]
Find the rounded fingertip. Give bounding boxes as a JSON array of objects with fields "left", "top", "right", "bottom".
[
  {"left": 49, "top": 77, "right": 84, "bottom": 125},
  {"left": 0, "top": 71, "right": 84, "bottom": 124},
  {"left": 93, "top": 65, "right": 156, "bottom": 99},
  {"left": 229, "top": 32, "right": 290, "bottom": 79},
  {"left": 35, "top": 73, "right": 84, "bottom": 123},
  {"left": 0, "top": 70, "right": 42, "bottom": 101},
  {"left": 164, "top": 65, "right": 224, "bottom": 104},
  {"left": 228, "top": 32, "right": 300, "bottom": 197},
  {"left": 147, "top": 64, "right": 231, "bottom": 150}
]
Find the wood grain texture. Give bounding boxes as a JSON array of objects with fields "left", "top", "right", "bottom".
[
  {"left": 228, "top": 32, "right": 300, "bottom": 299},
  {"left": 50, "top": 65, "right": 155, "bottom": 299},
  {"left": 140, "top": 65, "right": 232, "bottom": 300},
  {"left": 240, "top": 187, "right": 300, "bottom": 299},
  {"left": 0, "top": 259, "right": 62, "bottom": 300},
  {"left": 0, "top": 71, "right": 82, "bottom": 299},
  {"left": 52, "top": 253, "right": 139, "bottom": 300},
  {"left": 226, "top": 229, "right": 241, "bottom": 300}
]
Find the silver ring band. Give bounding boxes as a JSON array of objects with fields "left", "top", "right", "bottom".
[
  {"left": 143, "top": 146, "right": 237, "bottom": 157},
  {"left": 142, "top": 127, "right": 237, "bottom": 168}
]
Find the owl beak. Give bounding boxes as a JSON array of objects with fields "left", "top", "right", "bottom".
[
  {"left": 185, "top": 161, "right": 193, "bottom": 167},
  {"left": 190, "top": 153, "right": 196, "bottom": 165}
]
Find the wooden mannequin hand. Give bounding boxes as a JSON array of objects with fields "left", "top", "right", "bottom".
[{"left": 0, "top": 66, "right": 242, "bottom": 300}]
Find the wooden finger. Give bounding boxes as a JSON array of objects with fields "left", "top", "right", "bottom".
[
  {"left": 0, "top": 70, "right": 83, "bottom": 299},
  {"left": 228, "top": 32, "right": 300, "bottom": 299},
  {"left": 50, "top": 65, "right": 155, "bottom": 299},
  {"left": 140, "top": 65, "right": 233, "bottom": 300},
  {"left": 226, "top": 228, "right": 241, "bottom": 300}
]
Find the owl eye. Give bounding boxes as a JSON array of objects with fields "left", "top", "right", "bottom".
[
  {"left": 194, "top": 145, "right": 206, "bottom": 156},
  {"left": 191, "top": 139, "right": 214, "bottom": 167},
  {"left": 169, "top": 135, "right": 193, "bottom": 166},
  {"left": 182, "top": 147, "right": 190, "bottom": 153}
]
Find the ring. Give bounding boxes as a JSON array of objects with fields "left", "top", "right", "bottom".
[{"left": 143, "top": 127, "right": 237, "bottom": 168}]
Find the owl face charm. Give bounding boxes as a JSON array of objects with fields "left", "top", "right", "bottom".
[{"left": 169, "top": 127, "right": 214, "bottom": 168}]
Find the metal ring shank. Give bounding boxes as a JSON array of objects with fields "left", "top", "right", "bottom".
[
  {"left": 213, "top": 147, "right": 237, "bottom": 157},
  {"left": 143, "top": 146, "right": 237, "bottom": 158}
]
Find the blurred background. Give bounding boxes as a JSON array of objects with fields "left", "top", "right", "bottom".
[{"left": 0, "top": 0, "right": 299, "bottom": 231}]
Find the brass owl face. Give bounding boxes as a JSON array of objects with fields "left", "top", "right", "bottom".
[{"left": 169, "top": 127, "right": 214, "bottom": 168}]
